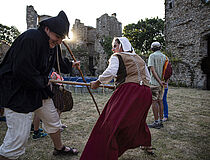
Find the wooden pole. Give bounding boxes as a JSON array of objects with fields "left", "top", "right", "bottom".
[
  {"left": 63, "top": 41, "right": 101, "bottom": 115},
  {"left": 50, "top": 79, "right": 114, "bottom": 89}
]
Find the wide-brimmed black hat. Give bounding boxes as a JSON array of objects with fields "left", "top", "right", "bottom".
[{"left": 39, "top": 11, "right": 70, "bottom": 38}]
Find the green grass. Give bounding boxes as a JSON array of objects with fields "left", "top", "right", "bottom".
[{"left": 0, "top": 87, "right": 210, "bottom": 160}]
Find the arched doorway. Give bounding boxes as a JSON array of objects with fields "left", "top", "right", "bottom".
[{"left": 201, "top": 36, "right": 210, "bottom": 90}]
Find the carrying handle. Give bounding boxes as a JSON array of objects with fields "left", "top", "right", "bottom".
[{"left": 56, "top": 46, "right": 64, "bottom": 89}]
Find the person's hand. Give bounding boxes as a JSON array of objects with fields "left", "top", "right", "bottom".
[
  {"left": 161, "top": 81, "right": 167, "bottom": 88},
  {"left": 163, "top": 80, "right": 168, "bottom": 88},
  {"left": 72, "top": 61, "right": 80, "bottom": 69},
  {"left": 159, "top": 81, "right": 164, "bottom": 87},
  {"left": 52, "top": 74, "right": 57, "bottom": 80},
  {"left": 163, "top": 83, "right": 167, "bottom": 88},
  {"left": 48, "top": 81, "right": 52, "bottom": 87},
  {"left": 90, "top": 80, "right": 101, "bottom": 89}
]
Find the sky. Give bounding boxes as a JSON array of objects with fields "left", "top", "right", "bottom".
[{"left": 0, "top": 0, "right": 165, "bottom": 37}]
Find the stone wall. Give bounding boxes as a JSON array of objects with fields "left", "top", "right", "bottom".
[
  {"left": 70, "top": 13, "right": 122, "bottom": 76},
  {"left": 165, "top": 0, "right": 210, "bottom": 89},
  {"left": 72, "top": 19, "right": 87, "bottom": 43},
  {"left": 26, "top": 6, "right": 122, "bottom": 76},
  {"left": 69, "top": 13, "right": 122, "bottom": 76},
  {"left": 0, "top": 41, "right": 10, "bottom": 63},
  {"left": 96, "top": 13, "right": 122, "bottom": 38},
  {"left": 26, "top": 5, "right": 38, "bottom": 29},
  {"left": 95, "top": 13, "right": 122, "bottom": 74}
]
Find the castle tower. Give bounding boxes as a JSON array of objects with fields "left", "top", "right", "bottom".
[
  {"left": 96, "top": 13, "right": 122, "bottom": 38},
  {"left": 95, "top": 13, "right": 122, "bottom": 74},
  {"left": 165, "top": 0, "right": 210, "bottom": 89},
  {"left": 26, "top": 5, "right": 38, "bottom": 29}
]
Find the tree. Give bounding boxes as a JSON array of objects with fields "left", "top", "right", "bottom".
[
  {"left": 0, "top": 24, "right": 20, "bottom": 45},
  {"left": 100, "top": 36, "right": 113, "bottom": 59},
  {"left": 123, "top": 17, "right": 165, "bottom": 54}
]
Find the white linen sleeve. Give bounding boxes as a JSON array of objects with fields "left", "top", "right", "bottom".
[{"left": 98, "top": 55, "right": 119, "bottom": 84}]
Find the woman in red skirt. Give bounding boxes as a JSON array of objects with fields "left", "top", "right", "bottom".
[{"left": 80, "top": 37, "right": 153, "bottom": 160}]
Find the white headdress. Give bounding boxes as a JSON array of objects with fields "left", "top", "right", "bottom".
[{"left": 112, "top": 37, "right": 134, "bottom": 53}]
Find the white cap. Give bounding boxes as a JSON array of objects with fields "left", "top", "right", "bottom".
[{"left": 151, "top": 42, "right": 161, "bottom": 49}]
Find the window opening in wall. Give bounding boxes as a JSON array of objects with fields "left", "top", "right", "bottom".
[
  {"left": 169, "top": 0, "right": 175, "bottom": 9},
  {"left": 207, "top": 36, "right": 210, "bottom": 90},
  {"left": 89, "top": 56, "right": 95, "bottom": 76},
  {"left": 201, "top": 36, "right": 210, "bottom": 90},
  {"left": 201, "top": 0, "right": 210, "bottom": 4}
]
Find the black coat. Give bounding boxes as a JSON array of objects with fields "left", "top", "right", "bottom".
[{"left": 0, "top": 27, "right": 72, "bottom": 113}]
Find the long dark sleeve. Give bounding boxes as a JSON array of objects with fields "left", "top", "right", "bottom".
[{"left": 12, "top": 38, "right": 47, "bottom": 89}]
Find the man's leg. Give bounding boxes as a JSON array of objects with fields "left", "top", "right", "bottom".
[
  {"left": 35, "top": 98, "right": 78, "bottom": 155},
  {"left": 158, "top": 100, "right": 164, "bottom": 120},
  {"left": 34, "top": 98, "right": 78, "bottom": 153},
  {"left": 33, "top": 114, "right": 40, "bottom": 131},
  {"left": 32, "top": 114, "right": 47, "bottom": 140},
  {"left": 49, "top": 127, "right": 76, "bottom": 153},
  {"left": 158, "top": 86, "right": 164, "bottom": 127},
  {"left": 148, "top": 87, "right": 161, "bottom": 129},
  {"left": 0, "top": 108, "right": 32, "bottom": 160},
  {"left": 49, "top": 130, "right": 63, "bottom": 150},
  {"left": 148, "top": 100, "right": 161, "bottom": 129},
  {"left": 163, "top": 88, "right": 168, "bottom": 119},
  {"left": 157, "top": 100, "right": 164, "bottom": 128},
  {"left": 34, "top": 98, "right": 63, "bottom": 149},
  {"left": 152, "top": 101, "right": 159, "bottom": 121}
]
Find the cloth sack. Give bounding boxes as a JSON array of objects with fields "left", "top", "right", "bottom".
[
  {"left": 52, "top": 84, "right": 73, "bottom": 112},
  {"left": 162, "top": 56, "right": 172, "bottom": 81}
]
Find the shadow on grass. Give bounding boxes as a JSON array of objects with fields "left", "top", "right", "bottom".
[{"left": 0, "top": 87, "right": 210, "bottom": 160}]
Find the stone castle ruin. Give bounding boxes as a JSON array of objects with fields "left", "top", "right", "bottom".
[
  {"left": 165, "top": 0, "right": 210, "bottom": 89},
  {"left": 0, "top": 42, "right": 9, "bottom": 63},
  {"left": 26, "top": 5, "right": 122, "bottom": 76},
  {"left": 2, "top": 3, "right": 209, "bottom": 89}
]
